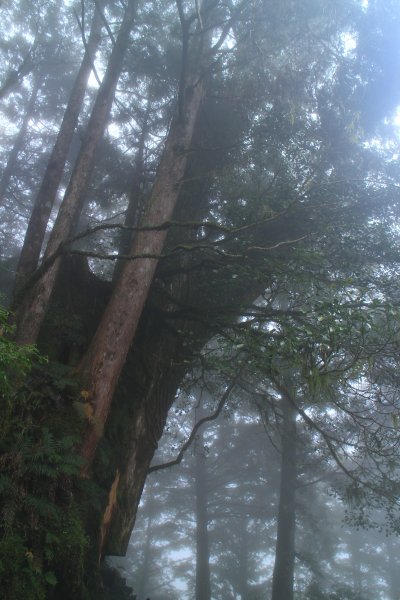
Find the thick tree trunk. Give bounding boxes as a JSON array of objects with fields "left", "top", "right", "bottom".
[
  {"left": 14, "top": 0, "right": 138, "bottom": 344},
  {"left": 0, "top": 76, "right": 41, "bottom": 205},
  {"left": 13, "top": 1, "right": 105, "bottom": 298},
  {"left": 271, "top": 393, "right": 297, "bottom": 600},
  {"left": 78, "top": 39, "right": 207, "bottom": 472},
  {"left": 195, "top": 405, "right": 212, "bottom": 600},
  {"left": 103, "top": 322, "right": 207, "bottom": 555}
]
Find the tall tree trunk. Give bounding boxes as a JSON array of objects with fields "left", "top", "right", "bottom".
[
  {"left": 271, "top": 392, "right": 297, "bottom": 600},
  {"left": 195, "top": 404, "right": 212, "bottom": 600},
  {"left": 14, "top": 0, "right": 138, "bottom": 344},
  {"left": 0, "top": 76, "right": 41, "bottom": 205},
  {"left": 13, "top": 0, "right": 105, "bottom": 299},
  {"left": 77, "top": 18, "right": 209, "bottom": 472}
]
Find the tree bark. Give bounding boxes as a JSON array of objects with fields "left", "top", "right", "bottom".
[
  {"left": 0, "top": 76, "right": 41, "bottom": 206},
  {"left": 271, "top": 392, "right": 297, "bottom": 600},
  {"left": 77, "top": 20, "right": 208, "bottom": 472},
  {"left": 13, "top": 0, "right": 105, "bottom": 299},
  {"left": 14, "top": 0, "right": 138, "bottom": 344}
]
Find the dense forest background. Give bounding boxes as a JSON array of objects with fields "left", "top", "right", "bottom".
[{"left": 1, "top": 0, "right": 400, "bottom": 598}]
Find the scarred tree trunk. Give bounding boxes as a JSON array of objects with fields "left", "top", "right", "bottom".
[
  {"left": 14, "top": 0, "right": 138, "bottom": 344},
  {"left": 13, "top": 0, "right": 105, "bottom": 298},
  {"left": 271, "top": 391, "right": 297, "bottom": 600}
]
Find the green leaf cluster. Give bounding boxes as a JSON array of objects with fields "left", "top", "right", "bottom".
[{"left": 0, "top": 307, "right": 94, "bottom": 599}]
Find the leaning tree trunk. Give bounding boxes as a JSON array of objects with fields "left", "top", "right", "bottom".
[
  {"left": 13, "top": 0, "right": 105, "bottom": 299},
  {"left": 77, "top": 14, "right": 209, "bottom": 473},
  {"left": 14, "top": 0, "right": 138, "bottom": 344},
  {"left": 0, "top": 76, "right": 41, "bottom": 205},
  {"left": 271, "top": 391, "right": 297, "bottom": 600}
]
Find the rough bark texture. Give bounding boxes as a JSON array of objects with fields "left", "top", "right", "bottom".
[
  {"left": 14, "top": 0, "right": 138, "bottom": 344},
  {"left": 78, "top": 53, "right": 207, "bottom": 472},
  {"left": 13, "top": 1, "right": 104, "bottom": 298},
  {"left": 271, "top": 394, "right": 297, "bottom": 600},
  {"left": 102, "top": 299, "right": 209, "bottom": 555}
]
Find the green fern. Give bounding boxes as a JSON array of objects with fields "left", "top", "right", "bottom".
[{"left": 0, "top": 306, "right": 97, "bottom": 599}]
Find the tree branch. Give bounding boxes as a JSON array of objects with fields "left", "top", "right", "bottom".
[
  {"left": 148, "top": 375, "right": 239, "bottom": 473},
  {"left": 94, "top": 0, "right": 116, "bottom": 46},
  {"left": 73, "top": 5, "right": 102, "bottom": 86}
]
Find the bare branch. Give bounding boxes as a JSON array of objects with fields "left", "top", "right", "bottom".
[{"left": 148, "top": 375, "right": 239, "bottom": 473}]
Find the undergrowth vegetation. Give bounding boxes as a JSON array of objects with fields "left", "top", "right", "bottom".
[{"left": 0, "top": 306, "right": 98, "bottom": 599}]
